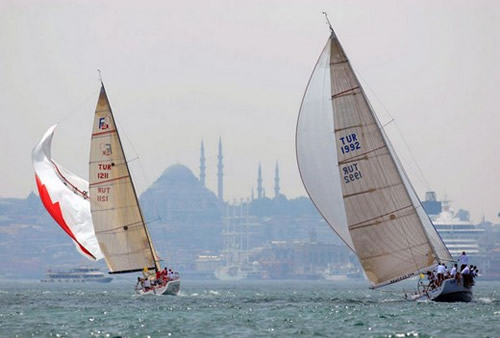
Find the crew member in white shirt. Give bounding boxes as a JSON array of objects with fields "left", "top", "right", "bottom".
[
  {"left": 450, "top": 264, "right": 457, "bottom": 278},
  {"left": 436, "top": 262, "right": 446, "bottom": 287},
  {"left": 458, "top": 251, "right": 469, "bottom": 271}
]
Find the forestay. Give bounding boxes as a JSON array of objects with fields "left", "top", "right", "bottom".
[
  {"left": 296, "top": 27, "right": 451, "bottom": 288},
  {"left": 89, "top": 85, "right": 159, "bottom": 274}
]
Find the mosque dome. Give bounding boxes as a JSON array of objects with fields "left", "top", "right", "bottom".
[
  {"left": 140, "top": 163, "right": 222, "bottom": 223},
  {"left": 157, "top": 164, "right": 198, "bottom": 186}
]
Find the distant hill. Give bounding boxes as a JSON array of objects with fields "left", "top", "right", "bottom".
[{"left": 0, "top": 193, "right": 97, "bottom": 278}]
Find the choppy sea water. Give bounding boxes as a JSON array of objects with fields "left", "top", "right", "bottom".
[{"left": 0, "top": 279, "right": 498, "bottom": 337}]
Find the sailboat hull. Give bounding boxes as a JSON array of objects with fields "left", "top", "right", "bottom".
[
  {"left": 135, "top": 279, "right": 181, "bottom": 296},
  {"left": 431, "top": 279, "right": 473, "bottom": 302},
  {"left": 163, "top": 279, "right": 181, "bottom": 295},
  {"left": 409, "top": 279, "right": 473, "bottom": 302}
]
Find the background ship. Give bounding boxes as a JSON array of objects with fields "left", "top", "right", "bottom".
[
  {"left": 422, "top": 191, "right": 484, "bottom": 258},
  {"left": 41, "top": 266, "right": 112, "bottom": 283}
]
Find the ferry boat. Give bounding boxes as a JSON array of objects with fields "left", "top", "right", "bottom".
[{"left": 41, "top": 267, "right": 112, "bottom": 283}]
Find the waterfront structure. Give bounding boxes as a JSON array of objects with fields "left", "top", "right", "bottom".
[
  {"left": 274, "top": 162, "right": 280, "bottom": 199},
  {"left": 216, "top": 201, "right": 262, "bottom": 280}
]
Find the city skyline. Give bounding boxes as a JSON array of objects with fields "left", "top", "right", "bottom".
[{"left": 1, "top": 1, "right": 499, "bottom": 223}]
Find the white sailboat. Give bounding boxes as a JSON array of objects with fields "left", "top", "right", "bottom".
[
  {"left": 295, "top": 14, "right": 472, "bottom": 302},
  {"left": 89, "top": 82, "right": 180, "bottom": 296}
]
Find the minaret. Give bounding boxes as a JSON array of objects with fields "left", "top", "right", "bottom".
[
  {"left": 217, "top": 137, "right": 223, "bottom": 202},
  {"left": 257, "top": 162, "right": 263, "bottom": 199},
  {"left": 274, "top": 161, "right": 280, "bottom": 199},
  {"left": 200, "top": 140, "right": 206, "bottom": 187}
]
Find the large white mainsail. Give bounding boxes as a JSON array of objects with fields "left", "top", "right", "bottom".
[
  {"left": 89, "top": 84, "right": 160, "bottom": 274},
  {"left": 32, "top": 125, "right": 103, "bottom": 261},
  {"left": 296, "top": 23, "right": 451, "bottom": 288}
]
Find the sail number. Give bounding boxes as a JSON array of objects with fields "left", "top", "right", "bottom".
[
  {"left": 339, "top": 133, "right": 361, "bottom": 154},
  {"left": 343, "top": 163, "right": 363, "bottom": 184},
  {"left": 96, "top": 187, "right": 110, "bottom": 202},
  {"left": 97, "top": 172, "right": 109, "bottom": 179},
  {"left": 97, "top": 164, "right": 112, "bottom": 179}
]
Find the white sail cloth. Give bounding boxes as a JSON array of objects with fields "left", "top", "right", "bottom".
[
  {"left": 296, "top": 32, "right": 451, "bottom": 288},
  {"left": 32, "top": 125, "right": 103, "bottom": 261}
]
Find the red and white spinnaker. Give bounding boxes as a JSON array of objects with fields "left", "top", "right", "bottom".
[{"left": 32, "top": 125, "right": 103, "bottom": 261}]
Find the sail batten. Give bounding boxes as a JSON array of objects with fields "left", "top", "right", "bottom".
[
  {"left": 332, "top": 86, "right": 360, "bottom": 99},
  {"left": 89, "top": 175, "right": 130, "bottom": 186},
  {"left": 296, "top": 27, "right": 452, "bottom": 288},
  {"left": 92, "top": 130, "right": 117, "bottom": 137},
  {"left": 89, "top": 84, "right": 160, "bottom": 273}
]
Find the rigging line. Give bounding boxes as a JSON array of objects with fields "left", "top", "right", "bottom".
[
  {"left": 349, "top": 64, "right": 431, "bottom": 192},
  {"left": 57, "top": 89, "right": 100, "bottom": 125},
  {"left": 382, "top": 119, "right": 394, "bottom": 129},
  {"left": 144, "top": 217, "right": 162, "bottom": 225}
]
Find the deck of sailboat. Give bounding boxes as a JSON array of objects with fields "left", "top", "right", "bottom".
[{"left": 135, "top": 279, "right": 181, "bottom": 296}]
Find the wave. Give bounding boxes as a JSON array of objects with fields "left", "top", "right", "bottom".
[{"left": 477, "top": 297, "right": 495, "bottom": 304}]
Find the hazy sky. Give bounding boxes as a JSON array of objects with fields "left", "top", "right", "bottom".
[{"left": 1, "top": 0, "right": 499, "bottom": 223}]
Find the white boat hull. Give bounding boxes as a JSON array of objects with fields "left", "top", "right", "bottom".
[
  {"left": 135, "top": 279, "right": 181, "bottom": 296},
  {"left": 215, "top": 266, "right": 247, "bottom": 281},
  {"left": 408, "top": 279, "right": 473, "bottom": 302}
]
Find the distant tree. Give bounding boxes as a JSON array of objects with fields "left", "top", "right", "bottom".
[{"left": 456, "top": 209, "right": 470, "bottom": 222}]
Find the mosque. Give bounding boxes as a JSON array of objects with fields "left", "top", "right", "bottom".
[
  {"left": 141, "top": 137, "right": 290, "bottom": 221},
  {"left": 138, "top": 138, "right": 355, "bottom": 278}
]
